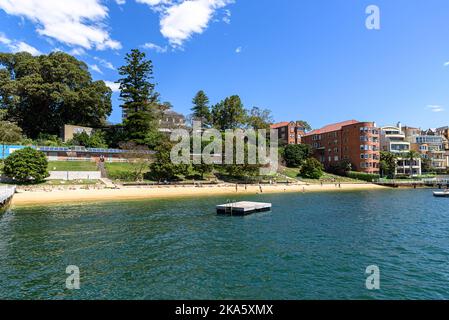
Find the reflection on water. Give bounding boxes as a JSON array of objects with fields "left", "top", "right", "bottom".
[{"left": 1, "top": 189, "right": 448, "bottom": 300}]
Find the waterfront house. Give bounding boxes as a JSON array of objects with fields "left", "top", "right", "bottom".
[{"left": 380, "top": 123, "right": 422, "bottom": 176}]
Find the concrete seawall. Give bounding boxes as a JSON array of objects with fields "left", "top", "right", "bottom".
[{"left": 48, "top": 171, "right": 102, "bottom": 180}]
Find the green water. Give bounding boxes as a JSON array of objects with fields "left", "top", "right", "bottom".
[{"left": 1, "top": 189, "right": 448, "bottom": 300}]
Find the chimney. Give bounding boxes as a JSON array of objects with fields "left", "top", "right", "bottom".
[{"left": 397, "top": 122, "right": 402, "bottom": 132}]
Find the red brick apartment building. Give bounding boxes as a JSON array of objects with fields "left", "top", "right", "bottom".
[
  {"left": 270, "top": 121, "right": 307, "bottom": 145},
  {"left": 302, "top": 120, "right": 380, "bottom": 174}
]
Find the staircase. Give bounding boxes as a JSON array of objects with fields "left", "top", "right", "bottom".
[{"left": 97, "top": 161, "right": 117, "bottom": 189}]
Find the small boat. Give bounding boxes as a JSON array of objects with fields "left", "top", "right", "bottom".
[{"left": 433, "top": 190, "right": 449, "bottom": 198}]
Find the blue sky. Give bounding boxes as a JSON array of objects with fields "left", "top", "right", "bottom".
[{"left": 1, "top": 0, "right": 449, "bottom": 129}]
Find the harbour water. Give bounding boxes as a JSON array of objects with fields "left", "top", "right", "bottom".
[{"left": 1, "top": 189, "right": 448, "bottom": 299}]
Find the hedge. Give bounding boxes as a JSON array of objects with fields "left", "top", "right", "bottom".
[{"left": 346, "top": 171, "right": 380, "bottom": 182}]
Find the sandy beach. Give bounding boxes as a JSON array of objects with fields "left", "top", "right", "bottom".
[{"left": 11, "top": 183, "right": 388, "bottom": 206}]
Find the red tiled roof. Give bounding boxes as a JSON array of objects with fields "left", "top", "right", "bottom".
[
  {"left": 270, "top": 122, "right": 290, "bottom": 129},
  {"left": 305, "top": 120, "right": 359, "bottom": 136}
]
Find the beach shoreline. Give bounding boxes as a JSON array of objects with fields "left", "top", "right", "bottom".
[{"left": 11, "top": 183, "right": 389, "bottom": 207}]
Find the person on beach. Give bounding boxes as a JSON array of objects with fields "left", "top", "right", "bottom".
[
  {"left": 259, "top": 184, "right": 263, "bottom": 193},
  {"left": 236, "top": 184, "right": 238, "bottom": 192}
]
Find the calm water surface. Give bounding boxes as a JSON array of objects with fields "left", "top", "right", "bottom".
[{"left": 1, "top": 189, "right": 448, "bottom": 299}]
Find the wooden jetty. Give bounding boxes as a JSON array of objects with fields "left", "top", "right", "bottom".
[
  {"left": 0, "top": 186, "right": 16, "bottom": 209},
  {"left": 217, "top": 201, "right": 272, "bottom": 216}
]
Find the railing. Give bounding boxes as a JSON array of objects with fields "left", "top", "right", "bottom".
[{"left": 375, "top": 178, "right": 449, "bottom": 185}]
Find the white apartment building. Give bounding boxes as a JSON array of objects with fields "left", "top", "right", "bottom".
[{"left": 380, "top": 123, "right": 422, "bottom": 176}]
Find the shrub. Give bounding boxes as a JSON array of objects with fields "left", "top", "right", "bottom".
[
  {"left": 3, "top": 147, "right": 49, "bottom": 183},
  {"left": 327, "top": 160, "right": 352, "bottom": 176},
  {"left": 346, "top": 171, "right": 380, "bottom": 182},
  {"left": 300, "top": 158, "right": 324, "bottom": 179},
  {"left": 283, "top": 144, "right": 311, "bottom": 168}
]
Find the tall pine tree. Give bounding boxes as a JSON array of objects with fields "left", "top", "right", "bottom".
[
  {"left": 118, "top": 49, "right": 160, "bottom": 145},
  {"left": 191, "top": 90, "right": 211, "bottom": 126}
]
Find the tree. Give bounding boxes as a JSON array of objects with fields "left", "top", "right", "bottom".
[
  {"left": 300, "top": 158, "right": 324, "bottom": 179},
  {"left": 328, "top": 160, "right": 352, "bottom": 176},
  {"left": 283, "top": 144, "right": 311, "bottom": 168},
  {"left": 191, "top": 137, "right": 214, "bottom": 180},
  {"left": 246, "top": 107, "right": 274, "bottom": 130},
  {"left": 421, "top": 156, "right": 432, "bottom": 173},
  {"left": 68, "top": 130, "right": 108, "bottom": 148},
  {"left": 380, "top": 151, "right": 397, "bottom": 178},
  {"left": 296, "top": 120, "right": 312, "bottom": 132},
  {"left": 403, "top": 150, "right": 420, "bottom": 177},
  {"left": 191, "top": 90, "right": 211, "bottom": 126},
  {"left": 211, "top": 95, "right": 246, "bottom": 130},
  {"left": 148, "top": 141, "right": 183, "bottom": 181},
  {"left": 0, "top": 121, "right": 23, "bottom": 158},
  {"left": 118, "top": 49, "right": 160, "bottom": 145},
  {"left": 3, "top": 147, "right": 49, "bottom": 183},
  {"left": 0, "top": 52, "right": 112, "bottom": 138},
  {"left": 34, "top": 133, "right": 64, "bottom": 147},
  {"left": 119, "top": 142, "right": 154, "bottom": 181}
]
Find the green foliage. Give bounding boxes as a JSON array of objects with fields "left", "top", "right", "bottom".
[
  {"left": 346, "top": 171, "right": 380, "bottom": 182},
  {"left": 118, "top": 49, "right": 160, "bottom": 145},
  {"left": 296, "top": 120, "right": 312, "bottom": 132},
  {"left": 300, "top": 158, "right": 324, "bottom": 179},
  {"left": 68, "top": 130, "right": 108, "bottom": 148},
  {"left": 421, "top": 157, "right": 432, "bottom": 173},
  {"left": 118, "top": 142, "right": 154, "bottom": 181},
  {"left": 246, "top": 107, "right": 273, "bottom": 130},
  {"left": 3, "top": 147, "right": 49, "bottom": 183},
  {"left": 0, "top": 52, "right": 112, "bottom": 138},
  {"left": 211, "top": 95, "right": 246, "bottom": 130},
  {"left": 327, "top": 160, "right": 352, "bottom": 176},
  {"left": 283, "top": 144, "right": 311, "bottom": 168},
  {"left": 147, "top": 142, "right": 185, "bottom": 181},
  {"left": 191, "top": 90, "right": 211, "bottom": 126},
  {"left": 0, "top": 120, "right": 23, "bottom": 144},
  {"left": 380, "top": 151, "right": 397, "bottom": 178},
  {"left": 103, "top": 125, "right": 128, "bottom": 148},
  {"left": 34, "top": 133, "right": 64, "bottom": 147}
]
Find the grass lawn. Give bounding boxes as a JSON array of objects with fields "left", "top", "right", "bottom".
[
  {"left": 47, "top": 161, "right": 98, "bottom": 171},
  {"left": 280, "top": 166, "right": 366, "bottom": 183},
  {"left": 105, "top": 162, "right": 150, "bottom": 181},
  {"left": 1, "top": 179, "right": 100, "bottom": 186}
]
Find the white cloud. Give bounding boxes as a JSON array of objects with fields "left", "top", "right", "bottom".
[
  {"left": 427, "top": 105, "right": 445, "bottom": 113},
  {"left": 444, "top": 61, "right": 449, "bottom": 67},
  {"left": 9, "top": 41, "right": 42, "bottom": 56},
  {"left": 235, "top": 46, "right": 241, "bottom": 53},
  {"left": 90, "top": 64, "right": 103, "bottom": 74},
  {"left": 0, "top": 0, "right": 121, "bottom": 51},
  {"left": 137, "top": 0, "right": 234, "bottom": 47},
  {"left": 69, "top": 48, "right": 87, "bottom": 56},
  {"left": 223, "top": 9, "right": 231, "bottom": 24},
  {"left": 142, "top": 42, "right": 168, "bottom": 53},
  {"left": 0, "top": 32, "right": 41, "bottom": 55},
  {"left": 115, "top": 0, "right": 126, "bottom": 5},
  {"left": 94, "top": 57, "right": 115, "bottom": 70},
  {"left": 0, "top": 32, "right": 12, "bottom": 45},
  {"left": 104, "top": 81, "right": 120, "bottom": 92}
]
